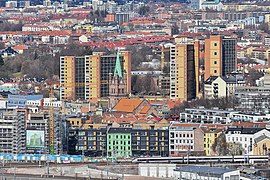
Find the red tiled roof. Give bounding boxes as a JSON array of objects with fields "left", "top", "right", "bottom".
[
  {"left": 140, "top": 105, "right": 151, "bottom": 114},
  {"left": 113, "top": 99, "right": 143, "bottom": 113}
]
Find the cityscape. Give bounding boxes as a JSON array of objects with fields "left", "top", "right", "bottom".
[{"left": 0, "top": 0, "right": 270, "bottom": 179}]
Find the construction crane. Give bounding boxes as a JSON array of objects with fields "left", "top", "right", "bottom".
[{"left": 49, "top": 86, "right": 54, "bottom": 155}]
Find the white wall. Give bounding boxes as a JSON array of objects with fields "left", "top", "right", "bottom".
[{"left": 139, "top": 164, "right": 176, "bottom": 178}]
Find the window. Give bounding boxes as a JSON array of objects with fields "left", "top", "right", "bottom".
[
  {"left": 214, "top": 70, "right": 217, "bottom": 73},
  {"left": 214, "top": 61, "right": 217, "bottom": 64},
  {"left": 214, "top": 43, "right": 217, "bottom": 46},
  {"left": 214, "top": 52, "right": 217, "bottom": 55}
]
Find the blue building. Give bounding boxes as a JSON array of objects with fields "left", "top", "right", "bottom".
[{"left": 7, "top": 94, "right": 43, "bottom": 108}]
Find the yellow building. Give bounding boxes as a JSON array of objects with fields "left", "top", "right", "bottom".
[
  {"left": 74, "top": 24, "right": 93, "bottom": 32},
  {"left": 194, "top": 40, "right": 200, "bottom": 97},
  {"left": 205, "top": 36, "right": 222, "bottom": 80},
  {"left": 66, "top": 117, "right": 84, "bottom": 127},
  {"left": 203, "top": 128, "right": 222, "bottom": 156},
  {"left": 60, "top": 51, "right": 131, "bottom": 101},
  {"left": 204, "top": 36, "right": 236, "bottom": 81},
  {"left": 253, "top": 135, "right": 270, "bottom": 156},
  {"left": 170, "top": 43, "right": 196, "bottom": 101},
  {"left": 265, "top": 14, "right": 270, "bottom": 29}
]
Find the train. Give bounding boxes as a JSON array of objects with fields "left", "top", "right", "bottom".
[{"left": 132, "top": 155, "right": 269, "bottom": 164}]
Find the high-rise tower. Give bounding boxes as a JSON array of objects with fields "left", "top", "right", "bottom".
[
  {"left": 204, "top": 36, "right": 236, "bottom": 80},
  {"left": 170, "top": 43, "right": 196, "bottom": 101},
  {"left": 60, "top": 51, "right": 131, "bottom": 101}
]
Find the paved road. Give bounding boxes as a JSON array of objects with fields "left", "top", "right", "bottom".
[
  {"left": 0, "top": 173, "right": 119, "bottom": 180},
  {"left": 0, "top": 173, "right": 85, "bottom": 180}
]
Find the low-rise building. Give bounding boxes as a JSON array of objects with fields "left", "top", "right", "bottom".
[
  {"left": 107, "top": 127, "right": 132, "bottom": 159},
  {"left": 204, "top": 75, "right": 245, "bottom": 99},
  {"left": 174, "top": 166, "right": 240, "bottom": 180},
  {"left": 225, "top": 127, "right": 270, "bottom": 155},
  {"left": 253, "top": 133, "right": 270, "bottom": 156},
  {"left": 179, "top": 107, "right": 237, "bottom": 124},
  {"left": 74, "top": 125, "right": 107, "bottom": 157},
  {"left": 131, "top": 124, "right": 169, "bottom": 157},
  {"left": 169, "top": 122, "right": 204, "bottom": 156},
  {"left": 202, "top": 128, "right": 223, "bottom": 156},
  {"left": 234, "top": 87, "right": 270, "bottom": 114}
]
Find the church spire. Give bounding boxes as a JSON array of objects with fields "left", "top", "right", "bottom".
[{"left": 114, "top": 49, "right": 123, "bottom": 79}]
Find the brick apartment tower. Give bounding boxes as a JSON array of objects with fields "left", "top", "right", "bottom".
[
  {"left": 60, "top": 51, "right": 131, "bottom": 101},
  {"left": 109, "top": 51, "right": 128, "bottom": 108},
  {"left": 204, "top": 36, "right": 237, "bottom": 80},
  {"left": 170, "top": 43, "right": 196, "bottom": 101}
]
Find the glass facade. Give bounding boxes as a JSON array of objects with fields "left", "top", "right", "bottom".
[
  {"left": 222, "top": 39, "right": 236, "bottom": 76},
  {"left": 100, "top": 56, "right": 124, "bottom": 97},
  {"left": 75, "top": 57, "right": 86, "bottom": 100}
]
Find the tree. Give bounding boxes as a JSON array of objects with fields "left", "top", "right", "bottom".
[
  {"left": 138, "top": 6, "right": 150, "bottom": 16},
  {"left": 0, "top": 56, "right": 4, "bottom": 66},
  {"left": 170, "top": 97, "right": 235, "bottom": 115},
  {"left": 132, "top": 75, "right": 157, "bottom": 95},
  {"left": 212, "top": 133, "right": 228, "bottom": 156},
  {"left": 258, "top": 23, "right": 270, "bottom": 33},
  {"left": 125, "top": 45, "right": 156, "bottom": 70},
  {"left": 171, "top": 26, "right": 180, "bottom": 35},
  {"left": 227, "top": 142, "right": 243, "bottom": 156},
  {"left": 0, "top": 42, "right": 5, "bottom": 50},
  {"left": 246, "top": 68, "right": 263, "bottom": 86},
  {"left": 0, "top": 22, "right": 23, "bottom": 31}
]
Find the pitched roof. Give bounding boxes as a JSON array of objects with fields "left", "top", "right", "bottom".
[
  {"left": 204, "top": 76, "right": 219, "bottom": 84},
  {"left": 114, "top": 50, "right": 122, "bottom": 79},
  {"left": 175, "top": 166, "right": 236, "bottom": 175},
  {"left": 108, "top": 127, "right": 132, "bottom": 134},
  {"left": 231, "top": 122, "right": 268, "bottom": 128},
  {"left": 226, "top": 127, "right": 265, "bottom": 134},
  {"left": 140, "top": 105, "right": 151, "bottom": 114},
  {"left": 113, "top": 99, "right": 143, "bottom": 113},
  {"left": 254, "top": 134, "right": 270, "bottom": 144}
]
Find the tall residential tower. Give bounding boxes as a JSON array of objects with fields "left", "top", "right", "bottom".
[
  {"left": 204, "top": 36, "right": 237, "bottom": 80},
  {"left": 170, "top": 43, "right": 196, "bottom": 101},
  {"left": 60, "top": 51, "right": 131, "bottom": 101}
]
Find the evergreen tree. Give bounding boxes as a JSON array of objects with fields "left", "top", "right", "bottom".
[{"left": 0, "top": 55, "right": 4, "bottom": 66}]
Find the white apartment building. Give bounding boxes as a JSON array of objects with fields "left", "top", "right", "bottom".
[
  {"left": 204, "top": 75, "right": 245, "bottom": 99},
  {"left": 169, "top": 122, "right": 204, "bottom": 156},
  {"left": 204, "top": 76, "right": 227, "bottom": 99},
  {"left": 180, "top": 107, "right": 237, "bottom": 124},
  {"left": 225, "top": 128, "right": 270, "bottom": 155},
  {"left": 180, "top": 107, "right": 270, "bottom": 124}
]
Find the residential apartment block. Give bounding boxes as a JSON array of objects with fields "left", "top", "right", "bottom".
[
  {"left": 0, "top": 109, "right": 27, "bottom": 154},
  {"left": 60, "top": 51, "right": 131, "bottom": 101},
  {"left": 225, "top": 128, "right": 270, "bottom": 155},
  {"left": 169, "top": 122, "right": 204, "bottom": 156},
  {"left": 179, "top": 107, "right": 270, "bottom": 124},
  {"left": 204, "top": 75, "right": 245, "bottom": 99},
  {"left": 170, "top": 43, "right": 196, "bottom": 101},
  {"left": 204, "top": 36, "right": 236, "bottom": 80},
  {"left": 107, "top": 127, "right": 132, "bottom": 158},
  {"left": 131, "top": 124, "right": 169, "bottom": 157},
  {"left": 234, "top": 87, "right": 270, "bottom": 114}
]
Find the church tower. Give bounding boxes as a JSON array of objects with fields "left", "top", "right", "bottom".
[{"left": 109, "top": 50, "right": 128, "bottom": 108}]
